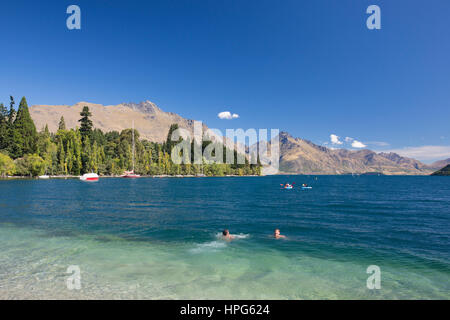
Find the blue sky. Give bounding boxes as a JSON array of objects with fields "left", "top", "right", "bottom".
[{"left": 1, "top": 0, "right": 449, "bottom": 162}]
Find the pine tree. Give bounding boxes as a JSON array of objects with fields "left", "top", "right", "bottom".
[
  {"left": 73, "top": 130, "right": 82, "bottom": 175},
  {"left": 58, "top": 116, "right": 66, "bottom": 130},
  {"left": 8, "top": 96, "right": 15, "bottom": 125},
  {"left": 57, "top": 140, "right": 66, "bottom": 174},
  {"left": 0, "top": 103, "right": 8, "bottom": 150},
  {"left": 66, "top": 140, "right": 73, "bottom": 174},
  {"left": 165, "top": 123, "right": 182, "bottom": 155},
  {"left": 3, "top": 96, "right": 16, "bottom": 154},
  {"left": 79, "top": 106, "right": 93, "bottom": 139},
  {"left": 0, "top": 103, "right": 7, "bottom": 120},
  {"left": 12, "top": 97, "right": 37, "bottom": 157},
  {"left": 82, "top": 135, "right": 93, "bottom": 173}
]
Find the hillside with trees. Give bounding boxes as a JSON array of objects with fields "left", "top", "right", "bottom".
[
  {"left": 431, "top": 165, "right": 450, "bottom": 176},
  {"left": 0, "top": 97, "right": 261, "bottom": 177}
]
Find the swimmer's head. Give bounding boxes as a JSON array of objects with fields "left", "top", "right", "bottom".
[
  {"left": 223, "top": 229, "right": 230, "bottom": 236},
  {"left": 274, "top": 229, "right": 280, "bottom": 236}
]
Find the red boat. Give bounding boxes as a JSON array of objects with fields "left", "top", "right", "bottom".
[{"left": 80, "top": 173, "right": 99, "bottom": 181}]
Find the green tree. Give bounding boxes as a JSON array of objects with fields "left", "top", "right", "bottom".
[
  {"left": 12, "top": 97, "right": 37, "bottom": 157},
  {"left": 15, "top": 154, "right": 46, "bottom": 177},
  {"left": 79, "top": 106, "right": 93, "bottom": 139},
  {"left": 0, "top": 103, "right": 9, "bottom": 151},
  {"left": 8, "top": 96, "right": 15, "bottom": 125},
  {"left": 5, "top": 96, "right": 17, "bottom": 156},
  {"left": 164, "top": 123, "right": 182, "bottom": 155},
  {"left": 0, "top": 97, "right": 16, "bottom": 155},
  {"left": 82, "top": 135, "right": 93, "bottom": 173},
  {"left": 0, "top": 153, "right": 15, "bottom": 177},
  {"left": 37, "top": 125, "right": 57, "bottom": 174},
  {"left": 57, "top": 139, "right": 66, "bottom": 174},
  {"left": 58, "top": 116, "right": 66, "bottom": 130}
]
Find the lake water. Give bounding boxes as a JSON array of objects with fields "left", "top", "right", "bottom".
[{"left": 0, "top": 176, "right": 449, "bottom": 299}]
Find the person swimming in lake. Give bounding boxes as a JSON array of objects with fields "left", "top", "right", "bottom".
[
  {"left": 222, "top": 229, "right": 235, "bottom": 241},
  {"left": 274, "top": 229, "right": 286, "bottom": 239}
]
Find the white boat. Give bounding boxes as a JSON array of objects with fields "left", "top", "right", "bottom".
[
  {"left": 80, "top": 173, "right": 99, "bottom": 181},
  {"left": 120, "top": 170, "right": 140, "bottom": 178},
  {"left": 38, "top": 175, "right": 50, "bottom": 179}
]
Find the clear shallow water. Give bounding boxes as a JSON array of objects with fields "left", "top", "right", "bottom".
[{"left": 0, "top": 176, "right": 449, "bottom": 299}]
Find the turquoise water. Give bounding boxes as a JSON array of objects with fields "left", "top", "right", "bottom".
[{"left": 0, "top": 176, "right": 449, "bottom": 299}]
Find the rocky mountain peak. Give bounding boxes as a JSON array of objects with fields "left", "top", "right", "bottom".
[
  {"left": 278, "top": 131, "right": 434, "bottom": 175},
  {"left": 121, "top": 100, "right": 162, "bottom": 114}
]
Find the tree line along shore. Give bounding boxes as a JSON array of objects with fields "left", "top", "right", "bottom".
[{"left": 0, "top": 96, "right": 262, "bottom": 178}]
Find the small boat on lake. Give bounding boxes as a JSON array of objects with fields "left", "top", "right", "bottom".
[
  {"left": 38, "top": 175, "right": 50, "bottom": 179},
  {"left": 121, "top": 121, "right": 140, "bottom": 179},
  {"left": 120, "top": 170, "right": 140, "bottom": 178},
  {"left": 80, "top": 173, "right": 99, "bottom": 181}
]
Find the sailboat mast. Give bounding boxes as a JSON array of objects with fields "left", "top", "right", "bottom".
[{"left": 132, "top": 121, "right": 135, "bottom": 172}]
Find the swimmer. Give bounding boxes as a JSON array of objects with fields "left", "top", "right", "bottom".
[
  {"left": 222, "top": 229, "right": 235, "bottom": 241},
  {"left": 274, "top": 229, "right": 286, "bottom": 239}
]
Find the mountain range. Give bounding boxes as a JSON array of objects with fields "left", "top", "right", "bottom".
[
  {"left": 29, "top": 100, "right": 449, "bottom": 175},
  {"left": 277, "top": 132, "right": 447, "bottom": 175},
  {"left": 30, "top": 101, "right": 206, "bottom": 143}
]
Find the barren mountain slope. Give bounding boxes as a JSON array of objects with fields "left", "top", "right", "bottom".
[{"left": 30, "top": 101, "right": 205, "bottom": 143}]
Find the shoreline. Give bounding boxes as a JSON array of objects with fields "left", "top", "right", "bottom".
[
  {"left": 0, "top": 173, "right": 437, "bottom": 180},
  {"left": 0, "top": 174, "right": 262, "bottom": 180}
]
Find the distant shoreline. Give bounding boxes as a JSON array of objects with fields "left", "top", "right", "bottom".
[
  {"left": 0, "top": 173, "right": 438, "bottom": 180},
  {"left": 0, "top": 174, "right": 262, "bottom": 180}
]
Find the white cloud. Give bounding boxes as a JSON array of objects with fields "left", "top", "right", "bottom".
[
  {"left": 329, "top": 134, "right": 387, "bottom": 150},
  {"left": 351, "top": 140, "right": 367, "bottom": 148},
  {"left": 218, "top": 111, "right": 239, "bottom": 120},
  {"left": 338, "top": 135, "right": 369, "bottom": 148},
  {"left": 330, "top": 134, "right": 343, "bottom": 145},
  {"left": 384, "top": 145, "right": 450, "bottom": 162}
]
